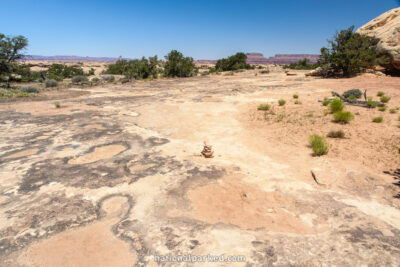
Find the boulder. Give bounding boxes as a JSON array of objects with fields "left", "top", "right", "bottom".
[{"left": 357, "top": 7, "right": 400, "bottom": 70}]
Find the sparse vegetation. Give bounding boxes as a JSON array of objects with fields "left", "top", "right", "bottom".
[
  {"left": 293, "top": 94, "right": 299, "bottom": 99},
  {"left": 333, "top": 111, "right": 354, "bottom": 124},
  {"left": 54, "top": 102, "right": 60, "bottom": 108},
  {"left": 366, "top": 99, "right": 377, "bottom": 108},
  {"left": 259, "top": 69, "right": 269, "bottom": 74},
  {"left": 278, "top": 99, "right": 286, "bottom": 106},
  {"left": 20, "top": 86, "right": 39, "bottom": 93},
  {"left": 283, "top": 58, "right": 319, "bottom": 70},
  {"left": 343, "top": 88, "right": 362, "bottom": 99},
  {"left": 102, "top": 75, "right": 115, "bottom": 82},
  {"left": 380, "top": 96, "right": 391, "bottom": 103},
  {"left": 377, "top": 91, "right": 384, "bottom": 97},
  {"left": 389, "top": 108, "right": 397, "bottom": 114},
  {"left": 87, "top": 68, "right": 95, "bottom": 76},
  {"left": 372, "top": 116, "right": 383, "bottom": 123},
  {"left": 378, "top": 106, "right": 387, "bottom": 112},
  {"left": 257, "top": 104, "right": 271, "bottom": 111},
  {"left": 71, "top": 75, "right": 88, "bottom": 84},
  {"left": 322, "top": 98, "right": 330, "bottom": 106},
  {"left": 327, "top": 130, "right": 345, "bottom": 139},
  {"left": 329, "top": 98, "right": 344, "bottom": 113},
  {"left": 45, "top": 79, "right": 58, "bottom": 88},
  {"left": 294, "top": 100, "right": 302, "bottom": 105},
  {"left": 47, "top": 64, "right": 84, "bottom": 81},
  {"left": 309, "top": 135, "right": 329, "bottom": 156}
]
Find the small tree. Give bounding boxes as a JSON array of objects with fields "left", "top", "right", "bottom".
[
  {"left": 164, "top": 50, "right": 196, "bottom": 77},
  {"left": 215, "top": 52, "right": 252, "bottom": 71},
  {"left": 0, "top": 33, "right": 28, "bottom": 87},
  {"left": 319, "top": 26, "right": 391, "bottom": 77}
]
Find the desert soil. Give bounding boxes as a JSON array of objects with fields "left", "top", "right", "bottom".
[{"left": 0, "top": 68, "right": 399, "bottom": 266}]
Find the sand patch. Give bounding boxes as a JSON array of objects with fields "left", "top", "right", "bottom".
[
  {"left": 18, "top": 196, "right": 136, "bottom": 267},
  {"left": 68, "top": 145, "right": 126, "bottom": 164},
  {"left": 4, "top": 148, "right": 39, "bottom": 159},
  {"left": 187, "top": 176, "right": 326, "bottom": 234}
]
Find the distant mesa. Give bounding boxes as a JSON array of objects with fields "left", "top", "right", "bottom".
[
  {"left": 23, "top": 55, "right": 120, "bottom": 62},
  {"left": 197, "top": 53, "right": 319, "bottom": 65}
]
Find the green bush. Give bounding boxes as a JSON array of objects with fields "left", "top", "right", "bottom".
[
  {"left": 348, "top": 95, "right": 356, "bottom": 100},
  {"left": 201, "top": 71, "right": 209, "bottom": 76},
  {"left": 330, "top": 98, "right": 344, "bottom": 113},
  {"left": 54, "top": 102, "right": 60, "bottom": 108},
  {"left": 389, "top": 109, "right": 397, "bottom": 114},
  {"left": 102, "top": 75, "right": 115, "bottom": 82},
  {"left": 45, "top": 79, "right": 58, "bottom": 88},
  {"left": 294, "top": 100, "right": 302, "bottom": 105},
  {"left": 20, "top": 86, "right": 39, "bottom": 93},
  {"left": 278, "top": 99, "right": 286, "bottom": 106},
  {"left": 91, "top": 77, "right": 100, "bottom": 83},
  {"left": 71, "top": 75, "right": 88, "bottom": 84},
  {"left": 378, "top": 106, "right": 387, "bottom": 112},
  {"left": 164, "top": 50, "right": 196, "bottom": 77},
  {"left": 119, "top": 77, "right": 130, "bottom": 84},
  {"left": 215, "top": 52, "right": 253, "bottom": 71},
  {"left": 87, "top": 68, "right": 95, "bottom": 76},
  {"left": 366, "top": 99, "right": 377, "bottom": 108},
  {"left": 283, "top": 58, "right": 319, "bottom": 70},
  {"left": 47, "top": 64, "right": 84, "bottom": 80},
  {"left": 333, "top": 111, "right": 354, "bottom": 123},
  {"left": 377, "top": 91, "right": 384, "bottom": 97},
  {"left": 319, "top": 26, "right": 392, "bottom": 77},
  {"left": 380, "top": 96, "right": 391, "bottom": 103},
  {"left": 106, "top": 56, "right": 159, "bottom": 79},
  {"left": 259, "top": 69, "right": 270, "bottom": 74},
  {"left": 309, "top": 135, "right": 329, "bottom": 156},
  {"left": 343, "top": 88, "right": 362, "bottom": 99},
  {"left": 327, "top": 130, "right": 345, "bottom": 138},
  {"left": 257, "top": 104, "right": 271, "bottom": 111},
  {"left": 293, "top": 94, "right": 299, "bottom": 99},
  {"left": 322, "top": 98, "right": 330, "bottom": 106},
  {"left": 372, "top": 116, "right": 383, "bottom": 123}
]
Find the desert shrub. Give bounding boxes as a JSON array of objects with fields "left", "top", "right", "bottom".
[
  {"left": 47, "top": 64, "right": 84, "bottom": 80},
  {"left": 327, "top": 130, "right": 345, "bottom": 138},
  {"left": 372, "top": 116, "right": 383, "bottom": 123},
  {"left": 54, "top": 102, "right": 60, "bottom": 108},
  {"left": 164, "top": 50, "right": 196, "bottom": 78},
  {"left": 106, "top": 56, "right": 159, "bottom": 79},
  {"left": 102, "top": 75, "right": 115, "bottom": 82},
  {"left": 293, "top": 94, "right": 299, "bottom": 99},
  {"left": 343, "top": 88, "right": 362, "bottom": 99},
  {"left": 71, "top": 75, "right": 88, "bottom": 84},
  {"left": 278, "top": 99, "right": 286, "bottom": 106},
  {"left": 215, "top": 52, "right": 253, "bottom": 71},
  {"left": 322, "top": 98, "right": 330, "bottom": 106},
  {"left": 333, "top": 111, "right": 354, "bottom": 123},
  {"left": 45, "top": 79, "right": 58, "bottom": 88},
  {"left": 380, "top": 96, "right": 391, "bottom": 103},
  {"left": 259, "top": 69, "right": 269, "bottom": 74},
  {"left": 20, "top": 86, "right": 39, "bottom": 93},
  {"left": 318, "top": 26, "right": 392, "bottom": 77},
  {"left": 389, "top": 109, "right": 397, "bottom": 114},
  {"left": 366, "top": 99, "right": 377, "bottom": 108},
  {"left": 91, "top": 77, "right": 100, "bottom": 83},
  {"left": 201, "top": 71, "right": 209, "bottom": 76},
  {"left": 309, "top": 135, "right": 329, "bottom": 156},
  {"left": 283, "top": 58, "right": 319, "bottom": 70},
  {"left": 377, "top": 91, "right": 384, "bottom": 97},
  {"left": 294, "top": 100, "right": 302, "bottom": 104},
  {"left": 378, "top": 106, "right": 387, "bottom": 112},
  {"left": 330, "top": 98, "right": 344, "bottom": 113},
  {"left": 257, "top": 104, "right": 271, "bottom": 111},
  {"left": 348, "top": 95, "right": 356, "bottom": 100},
  {"left": 119, "top": 77, "right": 130, "bottom": 84},
  {"left": 87, "top": 68, "right": 95, "bottom": 76}
]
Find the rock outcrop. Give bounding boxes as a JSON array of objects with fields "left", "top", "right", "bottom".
[{"left": 357, "top": 7, "right": 400, "bottom": 70}]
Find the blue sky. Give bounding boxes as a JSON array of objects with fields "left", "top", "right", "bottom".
[{"left": 1, "top": 0, "right": 398, "bottom": 59}]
